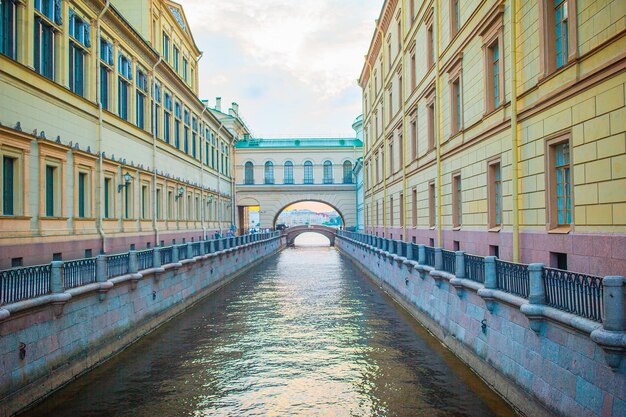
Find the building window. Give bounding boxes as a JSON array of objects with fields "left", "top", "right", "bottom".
[
  {"left": 136, "top": 69, "right": 147, "bottom": 130},
  {"left": 376, "top": 201, "right": 379, "bottom": 226},
  {"left": 450, "top": 75, "right": 462, "bottom": 136},
  {"left": 264, "top": 161, "right": 274, "bottom": 184},
  {"left": 183, "top": 110, "right": 190, "bottom": 153},
  {"left": 153, "top": 83, "right": 161, "bottom": 137},
  {"left": 428, "top": 181, "right": 436, "bottom": 227},
  {"left": 164, "top": 92, "right": 172, "bottom": 143},
  {"left": 100, "top": 38, "right": 113, "bottom": 111},
  {"left": 69, "top": 10, "right": 90, "bottom": 97},
  {"left": 2, "top": 155, "right": 18, "bottom": 216},
  {"left": 162, "top": 32, "right": 170, "bottom": 61},
  {"left": 410, "top": 116, "right": 417, "bottom": 159},
  {"left": 484, "top": 36, "right": 504, "bottom": 113},
  {"left": 304, "top": 161, "right": 314, "bottom": 184},
  {"left": 192, "top": 117, "right": 198, "bottom": 158},
  {"left": 77, "top": 172, "right": 87, "bottom": 218},
  {"left": 539, "top": 0, "right": 577, "bottom": 76},
  {"left": 284, "top": 161, "right": 294, "bottom": 184},
  {"left": 45, "top": 164, "right": 58, "bottom": 217},
  {"left": 450, "top": 0, "right": 460, "bottom": 37},
  {"left": 388, "top": 89, "right": 393, "bottom": 120},
  {"left": 400, "top": 193, "right": 404, "bottom": 227},
  {"left": 398, "top": 132, "right": 403, "bottom": 168},
  {"left": 244, "top": 161, "right": 254, "bottom": 185},
  {"left": 156, "top": 187, "right": 162, "bottom": 220},
  {"left": 104, "top": 177, "right": 113, "bottom": 218},
  {"left": 124, "top": 182, "right": 133, "bottom": 219},
  {"left": 182, "top": 57, "right": 188, "bottom": 82},
  {"left": 412, "top": 188, "right": 417, "bottom": 227},
  {"left": 488, "top": 160, "right": 502, "bottom": 229},
  {"left": 174, "top": 101, "right": 182, "bottom": 148},
  {"left": 343, "top": 161, "right": 353, "bottom": 184},
  {"left": 34, "top": 16, "right": 55, "bottom": 80},
  {"left": 410, "top": 52, "right": 416, "bottom": 91},
  {"left": 427, "top": 21, "right": 434, "bottom": 69},
  {"left": 427, "top": 99, "right": 435, "bottom": 151},
  {"left": 118, "top": 53, "right": 132, "bottom": 121},
  {"left": 0, "top": 0, "right": 17, "bottom": 59},
  {"left": 547, "top": 138, "right": 572, "bottom": 228},
  {"left": 323, "top": 161, "right": 333, "bottom": 184},
  {"left": 173, "top": 46, "right": 179, "bottom": 72},
  {"left": 389, "top": 142, "right": 394, "bottom": 173},
  {"left": 452, "top": 174, "right": 462, "bottom": 227},
  {"left": 141, "top": 185, "right": 148, "bottom": 219},
  {"left": 389, "top": 196, "right": 394, "bottom": 227}
]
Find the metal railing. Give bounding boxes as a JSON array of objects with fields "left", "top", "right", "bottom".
[
  {"left": 137, "top": 249, "right": 154, "bottom": 271},
  {"left": 1, "top": 264, "right": 51, "bottom": 305},
  {"left": 424, "top": 247, "right": 435, "bottom": 267},
  {"left": 495, "top": 260, "right": 529, "bottom": 298},
  {"left": 0, "top": 231, "right": 282, "bottom": 306},
  {"left": 544, "top": 268, "right": 604, "bottom": 322},
  {"left": 106, "top": 254, "right": 130, "bottom": 278},
  {"left": 442, "top": 250, "right": 455, "bottom": 274},
  {"left": 464, "top": 254, "right": 485, "bottom": 283},
  {"left": 63, "top": 258, "right": 97, "bottom": 289},
  {"left": 160, "top": 247, "right": 173, "bottom": 265}
]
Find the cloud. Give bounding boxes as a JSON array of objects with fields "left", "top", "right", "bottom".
[{"left": 177, "top": 0, "right": 380, "bottom": 137}]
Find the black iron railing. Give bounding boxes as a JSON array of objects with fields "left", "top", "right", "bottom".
[
  {"left": 160, "top": 247, "right": 173, "bottom": 265},
  {"left": 63, "top": 258, "right": 97, "bottom": 289},
  {"left": 191, "top": 242, "right": 201, "bottom": 257},
  {"left": 106, "top": 253, "right": 130, "bottom": 278},
  {"left": 137, "top": 249, "right": 154, "bottom": 271},
  {"left": 544, "top": 268, "right": 604, "bottom": 322},
  {"left": 442, "top": 249, "right": 456, "bottom": 274},
  {"left": 464, "top": 254, "right": 485, "bottom": 283},
  {"left": 178, "top": 245, "right": 188, "bottom": 260},
  {"left": 496, "top": 259, "right": 529, "bottom": 298},
  {"left": 0, "top": 264, "right": 51, "bottom": 305},
  {"left": 424, "top": 246, "right": 435, "bottom": 267}
]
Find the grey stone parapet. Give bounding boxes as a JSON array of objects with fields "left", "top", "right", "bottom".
[{"left": 50, "top": 261, "right": 64, "bottom": 294}]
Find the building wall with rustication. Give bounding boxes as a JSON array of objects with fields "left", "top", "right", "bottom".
[
  {"left": 0, "top": 236, "right": 285, "bottom": 417},
  {"left": 336, "top": 236, "right": 625, "bottom": 417}
]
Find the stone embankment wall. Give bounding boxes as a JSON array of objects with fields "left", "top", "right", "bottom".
[
  {"left": 0, "top": 235, "right": 285, "bottom": 416},
  {"left": 337, "top": 236, "right": 625, "bottom": 417}
]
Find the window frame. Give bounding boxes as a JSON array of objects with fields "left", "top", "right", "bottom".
[
  {"left": 487, "top": 158, "right": 502, "bottom": 230},
  {"left": 538, "top": 0, "right": 578, "bottom": 78},
  {"left": 1, "top": 148, "right": 23, "bottom": 216},
  {"left": 452, "top": 172, "right": 462, "bottom": 228},
  {"left": 428, "top": 181, "right": 436, "bottom": 228},
  {"left": 545, "top": 132, "right": 573, "bottom": 231}
]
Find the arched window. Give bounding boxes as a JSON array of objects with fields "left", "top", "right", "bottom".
[
  {"left": 244, "top": 161, "right": 254, "bottom": 185},
  {"left": 323, "top": 161, "right": 333, "bottom": 184},
  {"left": 304, "top": 161, "right": 314, "bottom": 184},
  {"left": 264, "top": 161, "right": 274, "bottom": 184},
  {"left": 343, "top": 161, "right": 353, "bottom": 184},
  {"left": 284, "top": 161, "right": 294, "bottom": 184}
]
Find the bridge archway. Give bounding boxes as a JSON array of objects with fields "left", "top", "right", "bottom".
[
  {"left": 284, "top": 225, "right": 337, "bottom": 247},
  {"left": 272, "top": 200, "right": 345, "bottom": 228}
]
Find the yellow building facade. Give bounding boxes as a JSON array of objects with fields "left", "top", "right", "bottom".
[
  {"left": 360, "top": 0, "right": 625, "bottom": 275},
  {"left": 0, "top": 0, "right": 244, "bottom": 268}
]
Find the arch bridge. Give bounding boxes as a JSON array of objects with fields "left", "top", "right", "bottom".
[
  {"left": 284, "top": 225, "right": 337, "bottom": 246},
  {"left": 234, "top": 137, "right": 363, "bottom": 231}
]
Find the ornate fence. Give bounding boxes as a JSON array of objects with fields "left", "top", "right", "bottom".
[
  {"left": 441, "top": 250, "right": 456, "bottom": 274},
  {"left": 137, "top": 250, "right": 154, "bottom": 271},
  {"left": 106, "top": 254, "right": 130, "bottom": 278},
  {"left": 495, "top": 260, "right": 530, "bottom": 298},
  {"left": 464, "top": 254, "right": 485, "bottom": 283},
  {"left": 63, "top": 258, "right": 97, "bottom": 289},
  {"left": 544, "top": 268, "right": 604, "bottom": 322},
  {"left": 160, "top": 247, "right": 173, "bottom": 265},
  {"left": 178, "top": 245, "right": 188, "bottom": 260},
  {"left": 0, "top": 264, "right": 51, "bottom": 305},
  {"left": 424, "top": 247, "right": 435, "bottom": 267}
]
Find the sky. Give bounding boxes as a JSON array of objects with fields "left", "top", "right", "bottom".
[{"left": 178, "top": 0, "right": 381, "bottom": 138}]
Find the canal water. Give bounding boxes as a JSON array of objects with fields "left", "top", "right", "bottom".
[{"left": 26, "top": 233, "right": 514, "bottom": 417}]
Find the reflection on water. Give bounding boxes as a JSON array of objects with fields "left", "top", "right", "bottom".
[{"left": 26, "top": 239, "right": 514, "bottom": 417}]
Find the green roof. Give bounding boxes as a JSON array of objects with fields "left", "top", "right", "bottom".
[{"left": 235, "top": 137, "right": 363, "bottom": 149}]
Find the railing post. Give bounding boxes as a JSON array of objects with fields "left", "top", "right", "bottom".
[
  {"left": 96, "top": 255, "right": 107, "bottom": 282},
  {"left": 528, "top": 263, "right": 546, "bottom": 305},
  {"left": 172, "top": 244, "right": 179, "bottom": 263},
  {"left": 418, "top": 244, "right": 426, "bottom": 264},
  {"left": 484, "top": 256, "right": 497, "bottom": 289},
  {"left": 434, "top": 248, "right": 443, "bottom": 270},
  {"left": 455, "top": 251, "right": 465, "bottom": 278},
  {"left": 129, "top": 250, "right": 138, "bottom": 274},
  {"left": 153, "top": 247, "right": 161, "bottom": 268},
  {"left": 51, "top": 261, "right": 64, "bottom": 293},
  {"left": 602, "top": 276, "right": 626, "bottom": 332},
  {"left": 406, "top": 243, "right": 414, "bottom": 260}
]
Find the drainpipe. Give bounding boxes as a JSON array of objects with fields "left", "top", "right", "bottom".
[
  {"left": 95, "top": 0, "right": 111, "bottom": 254},
  {"left": 510, "top": 0, "right": 520, "bottom": 261},
  {"left": 435, "top": 0, "right": 443, "bottom": 246},
  {"left": 401, "top": 0, "right": 407, "bottom": 240},
  {"left": 150, "top": 55, "right": 163, "bottom": 246}
]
